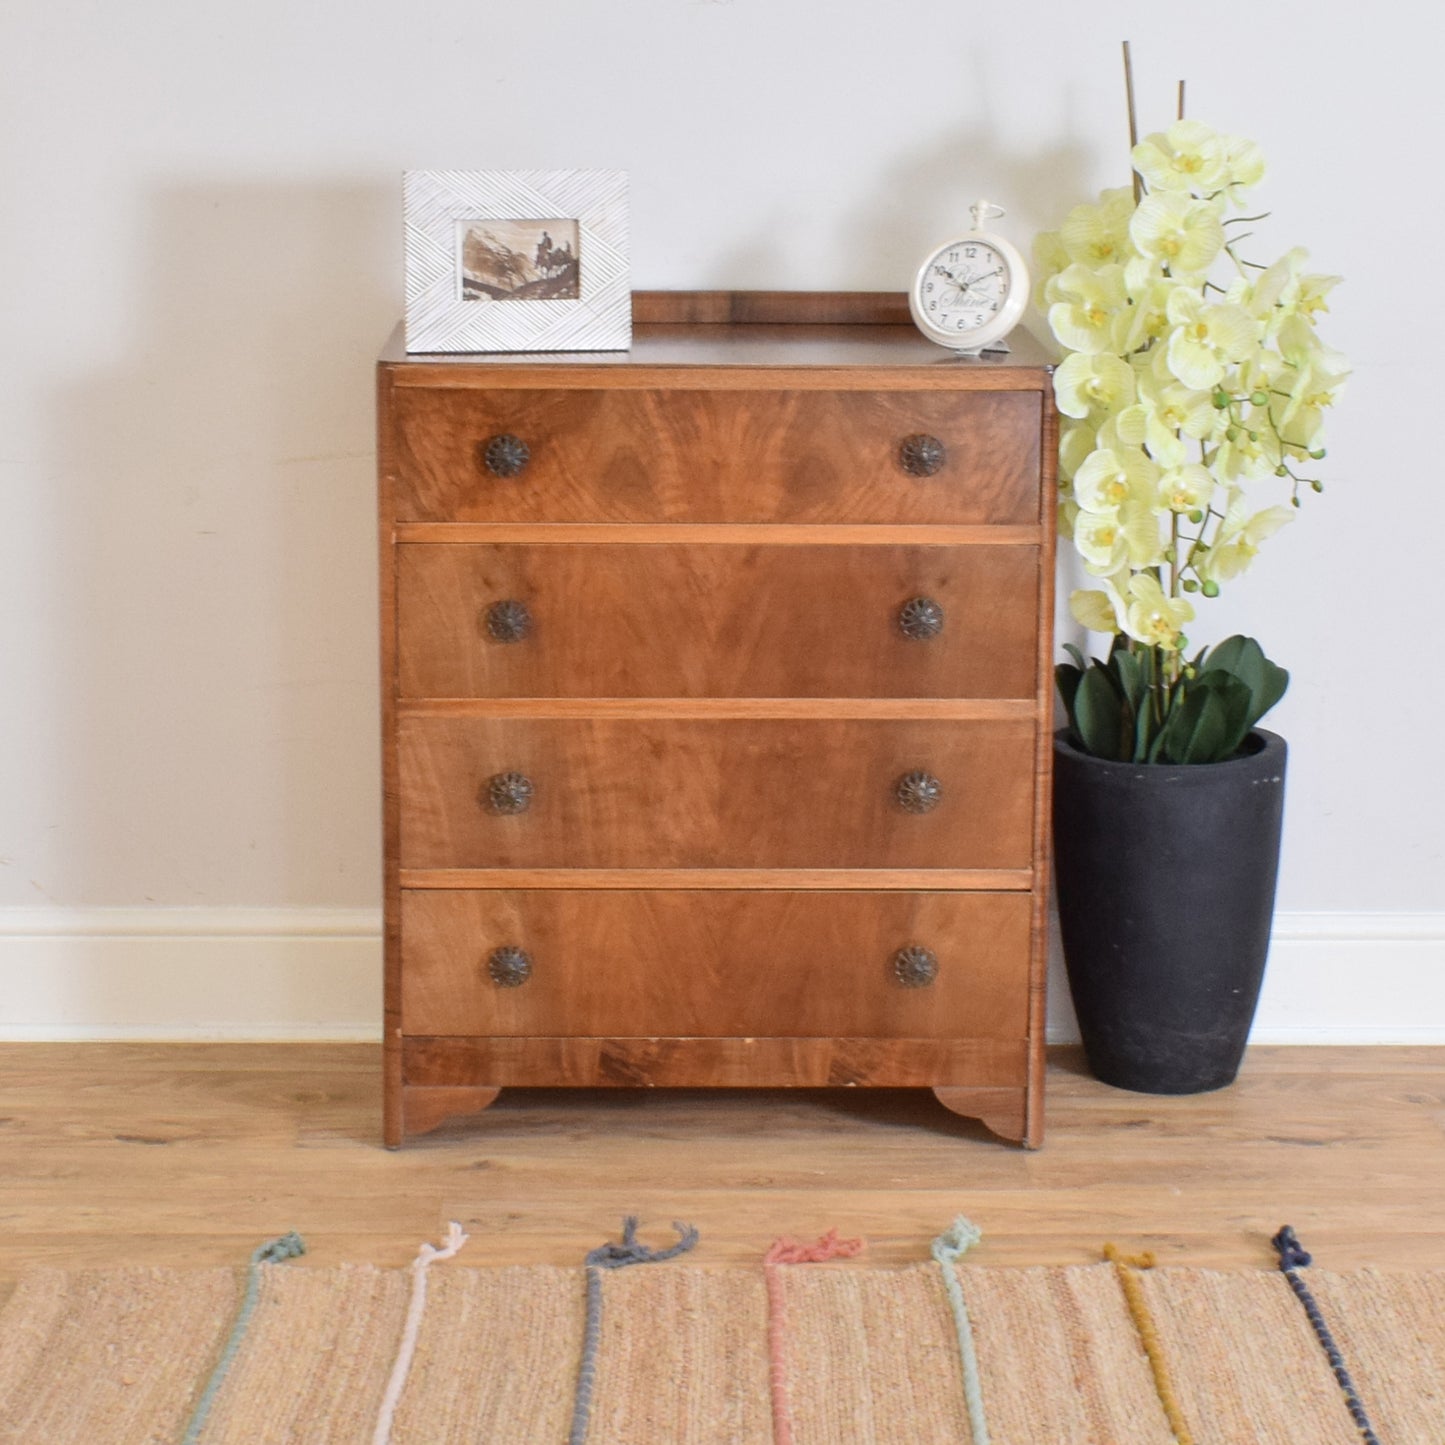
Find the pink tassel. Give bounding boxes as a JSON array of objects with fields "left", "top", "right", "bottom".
[{"left": 764, "top": 1230, "right": 866, "bottom": 1445}]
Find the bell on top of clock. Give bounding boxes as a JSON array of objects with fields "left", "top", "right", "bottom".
[{"left": 909, "top": 200, "right": 1030, "bottom": 355}]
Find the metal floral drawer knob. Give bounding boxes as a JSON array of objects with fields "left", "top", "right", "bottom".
[
  {"left": 485, "top": 599, "right": 533, "bottom": 643},
  {"left": 488, "top": 946, "right": 533, "bottom": 988},
  {"left": 895, "top": 770, "right": 943, "bottom": 814},
  {"left": 483, "top": 771, "right": 534, "bottom": 815},
  {"left": 898, "top": 434, "right": 946, "bottom": 477},
  {"left": 481, "top": 433, "right": 531, "bottom": 478},
  {"left": 892, "top": 945, "right": 939, "bottom": 988},
  {"left": 898, "top": 597, "right": 945, "bottom": 640}
]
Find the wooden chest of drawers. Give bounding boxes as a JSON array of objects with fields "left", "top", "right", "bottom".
[{"left": 378, "top": 291, "right": 1057, "bottom": 1147}]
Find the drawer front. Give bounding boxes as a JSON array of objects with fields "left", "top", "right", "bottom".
[
  {"left": 389, "top": 387, "right": 1042, "bottom": 524},
  {"left": 401, "top": 889, "right": 1031, "bottom": 1039},
  {"left": 397, "top": 542, "right": 1040, "bottom": 700},
  {"left": 398, "top": 716, "right": 1035, "bottom": 869}
]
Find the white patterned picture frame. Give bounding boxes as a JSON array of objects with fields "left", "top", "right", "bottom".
[{"left": 403, "top": 170, "right": 629, "bottom": 353}]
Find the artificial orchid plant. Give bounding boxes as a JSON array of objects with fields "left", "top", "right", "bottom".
[{"left": 1036, "top": 109, "right": 1347, "bottom": 763}]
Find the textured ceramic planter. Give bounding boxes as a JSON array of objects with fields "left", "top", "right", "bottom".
[{"left": 1052, "top": 729, "right": 1288, "bottom": 1094}]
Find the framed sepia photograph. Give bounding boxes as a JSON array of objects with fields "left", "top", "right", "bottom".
[{"left": 403, "top": 170, "right": 629, "bottom": 353}]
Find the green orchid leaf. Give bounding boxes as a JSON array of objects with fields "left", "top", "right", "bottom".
[
  {"left": 1247, "top": 658, "right": 1289, "bottom": 730},
  {"left": 1201, "top": 635, "right": 1289, "bottom": 732},
  {"left": 1073, "top": 663, "right": 1126, "bottom": 760},
  {"left": 1055, "top": 661, "right": 1083, "bottom": 723},
  {"left": 1159, "top": 671, "right": 1254, "bottom": 763},
  {"left": 1113, "top": 649, "right": 1144, "bottom": 711}
]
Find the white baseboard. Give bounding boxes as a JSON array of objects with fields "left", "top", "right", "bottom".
[
  {"left": 0, "top": 908, "right": 382, "bottom": 1041},
  {"left": 1, "top": 907, "right": 1442, "bottom": 1044}
]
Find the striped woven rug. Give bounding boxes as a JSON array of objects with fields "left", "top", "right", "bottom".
[{"left": 1, "top": 1222, "right": 1440, "bottom": 1443}]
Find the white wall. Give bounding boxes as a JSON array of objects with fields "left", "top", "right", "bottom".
[{"left": 2, "top": 0, "right": 1440, "bottom": 1036}]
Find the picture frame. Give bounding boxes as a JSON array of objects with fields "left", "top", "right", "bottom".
[{"left": 403, "top": 169, "right": 629, "bottom": 354}]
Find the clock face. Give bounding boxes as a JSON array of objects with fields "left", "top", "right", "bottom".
[{"left": 917, "top": 239, "right": 1013, "bottom": 338}]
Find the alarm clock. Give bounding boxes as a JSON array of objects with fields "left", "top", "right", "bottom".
[{"left": 909, "top": 200, "right": 1030, "bottom": 354}]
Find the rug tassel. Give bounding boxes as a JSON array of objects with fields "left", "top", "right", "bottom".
[
  {"left": 1271, "top": 1226, "right": 1381, "bottom": 1445},
  {"left": 179, "top": 1232, "right": 306, "bottom": 1445},
  {"left": 569, "top": 1217, "right": 700, "bottom": 1445},
  {"left": 764, "top": 1228, "right": 866, "bottom": 1445},
  {"left": 1104, "top": 1243, "right": 1194, "bottom": 1445},
  {"left": 932, "top": 1216, "right": 990, "bottom": 1445},
  {"left": 372, "top": 1222, "right": 470, "bottom": 1445}
]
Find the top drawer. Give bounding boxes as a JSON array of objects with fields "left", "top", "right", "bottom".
[{"left": 386, "top": 387, "right": 1042, "bottom": 525}]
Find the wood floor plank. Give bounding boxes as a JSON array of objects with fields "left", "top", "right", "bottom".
[{"left": 0, "top": 1042, "right": 1441, "bottom": 1302}]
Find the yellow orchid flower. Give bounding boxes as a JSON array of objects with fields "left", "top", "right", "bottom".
[
  {"left": 1164, "top": 290, "right": 1260, "bottom": 391},
  {"left": 1058, "top": 421, "right": 1097, "bottom": 481},
  {"left": 1121, "top": 499, "right": 1166, "bottom": 568},
  {"left": 1277, "top": 353, "right": 1350, "bottom": 450},
  {"left": 1129, "top": 192, "right": 1225, "bottom": 275},
  {"left": 1197, "top": 495, "right": 1294, "bottom": 582},
  {"left": 1059, "top": 188, "right": 1137, "bottom": 267},
  {"left": 1220, "top": 134, "right": 1266, "bottom": 200},
  {"left": 1032, "top": 230, "right": 1070, "bottom": 310},
  {"left": 1074, "top": 445, "right": 1160, "bottom": 514},
  {"left": 1069, "top": 581, "right": 1126, "bottom": 635},
  {"left": 1074, "top": 512, "right": 1130, "bottom": 574},
  {"left": 1054, "top": 352, "right": 1137, "bottom": 420},
  {"left": 1158, "top": 463, "right": 1214, "bottom": 514},
  {"left": 1135, "top": 365, "right": 1216, "bottom": 466},
  {"left": 1047, "top": 263, "right": 1132, "bottom": 355},
  {"left": 1122, "top": 573, "right": 1194, "bottom": 649},
  {"left": 1131, "top": 120, "right": 1228, "bottom": 196}
]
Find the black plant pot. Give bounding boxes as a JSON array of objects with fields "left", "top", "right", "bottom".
[{"left": 1052, "top": 728, "right": 1287, "bottom": 1094}]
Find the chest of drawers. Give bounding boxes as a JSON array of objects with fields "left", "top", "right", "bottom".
[{"left": 378, "top": 291, "right": 1057, "bottom": 1147}]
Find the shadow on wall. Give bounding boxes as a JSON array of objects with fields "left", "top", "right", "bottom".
[
  {"left": 47, "top": 182, "right": 398, "bottom": 908},
  {"left": 703, "top": 103, "right": 1095, "bottom": 312}
]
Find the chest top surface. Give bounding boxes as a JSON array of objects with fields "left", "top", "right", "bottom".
[{"left": 378, "top": 293, "right": 1054, "bottom": 390}]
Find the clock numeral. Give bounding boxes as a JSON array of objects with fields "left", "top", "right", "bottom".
[
  {"left": 947, "top": 250, "right": 959, "bottom": 262},
  {"left": 965, "top": 246, "right": 977, "bottom": 258},
  {"left": 925, "top": 281, "right": 934, "bottom": 293}
]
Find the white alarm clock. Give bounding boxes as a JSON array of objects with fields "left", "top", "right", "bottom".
[{"left": 909, "top": 200, "right": 1030, "bottom": 354}]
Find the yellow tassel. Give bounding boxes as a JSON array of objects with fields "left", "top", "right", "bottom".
[{"left": 1104, "top": 1243, "right": 1195, "bottom": 1445}]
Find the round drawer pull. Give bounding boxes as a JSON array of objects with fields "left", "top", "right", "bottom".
[
  {"left": 899, "top": 434, "right": 946, "bottom": 477},
  {"left": 485, "top": 599, "right": 533, "bottom": 643},
  {"left": 488, "top": 945, "right": 533, "bottom": 987},
  {"left": 893, "top": 945, "right": 939, "bottom": 988},
  {"left": 484, "top": 771, "right": 534, "bottom": 815},
  {"left": 481, "top": 433, "right": 531, "bottom": 478},
  {"left": 898, "top": 596, "right": 945, "bottom": 640},
  {"left": 895, "top": 770, "right": 942, "bottom": 814}
]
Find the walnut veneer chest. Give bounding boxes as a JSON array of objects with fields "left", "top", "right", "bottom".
[{"left": 378, "top": 291, "right": 1057, "bottom": 1147}]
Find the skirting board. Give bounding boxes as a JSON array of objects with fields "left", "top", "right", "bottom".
[{"left": 0, "top": 907, "right": 1442, "bottom": 1043}]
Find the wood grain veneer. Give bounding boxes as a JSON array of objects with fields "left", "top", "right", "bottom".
[
  {"left": 396, "top": 542, "right": 1039, "bottom": 699},
  {"left": 391, "top": 388, "right": 1041, "bottom": 525},
  {"left": 378, "top": 291, "right": 1057, "bottom": 1148},
  {"left": 396, "top": 716, "right": 1035, "bottom": 871},
  {"left": 400, "top": 889, "right": 1030, "bottom": 1039}
]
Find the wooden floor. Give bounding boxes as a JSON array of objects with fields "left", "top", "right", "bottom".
[{"left": 2, "top": 1044, "right": 1442, "bottom": 1300}]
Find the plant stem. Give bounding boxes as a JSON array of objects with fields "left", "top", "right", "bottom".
[{"left": 1123, "top": 42, "right": 1142, "bottom": 204}]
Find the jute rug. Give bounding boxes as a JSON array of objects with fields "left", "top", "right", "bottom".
[{"left": 1, "top": 1222, "right": 1441, "bottom": 1443}]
